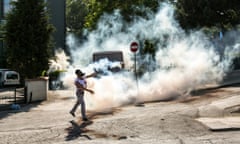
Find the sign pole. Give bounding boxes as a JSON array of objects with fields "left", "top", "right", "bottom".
[
  {"left": 130, "top": 41, "right": 138, "bottom": 81},
  {"left": 134, "top": 52, "right": 137, "bottom": 81},
  {"left": 130, "top": 42, "right": 143, "bottom": 106}
]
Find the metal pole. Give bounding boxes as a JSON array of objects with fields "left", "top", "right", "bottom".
[
  {"left": 14, "top": 88, "right": 16, "bottom": 104},
  {"left": 134, "top": 53, "right": 139, "bottom": 89},
  {"left": 134, "top": 52, "right": 143, "bottom": 106},
  {"left": 24, "top": 86, "right": 27, "bottom": 104},
  {"left": 29, "top": 92, "right": 32, "bottom": 103},
  {"left": 134, "top": 53, "right": 137, "bottom": 81}
]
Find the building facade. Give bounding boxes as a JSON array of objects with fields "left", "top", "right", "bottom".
[
  {"left": 0, "top": 0, "right": 66, "bottom": 67},
  {"left": 47, "top": 0, "right": 66, "bottom": 50}
]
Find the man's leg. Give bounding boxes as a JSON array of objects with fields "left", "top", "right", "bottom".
[
  {"left": 70, "top": 93, "right": 81, "bottom": 117},
  {"left": 79, "top": 95, "right": 88, "bottom": 121}
]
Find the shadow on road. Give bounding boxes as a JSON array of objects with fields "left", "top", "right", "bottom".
[
  {"left": 65, "top": 120, "right": 93, "bottom": 141},
  {"left": 0, "top": 87, "right": 42, "bottom": 119},
  {"left": 64, "top": 108, "right": 121, "bottom": 141},
  {"left": 0, "top": 101, "right": 42, "bottom": 119}
]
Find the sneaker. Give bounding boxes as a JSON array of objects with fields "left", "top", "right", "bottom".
[
  {"left": 69, "top": 111, "right": 75, "bottom": 117},
  {"left": 82, "top": 117, "right": 89, "bottom": 121}
]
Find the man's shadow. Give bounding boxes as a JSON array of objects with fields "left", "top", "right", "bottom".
[
  {"left": 65, "top": 108, "right": 120, "bottom": 141},
  {"left": 65, "top": 120, "right": 93, "bottom": 141}
]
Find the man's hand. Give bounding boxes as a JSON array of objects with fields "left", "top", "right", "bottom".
[
  {"left": 88, "top": 89, "right": 94, "bottom": 94},
  {"left": 92, "top": 72, "right": 97, "bottom": 77}
]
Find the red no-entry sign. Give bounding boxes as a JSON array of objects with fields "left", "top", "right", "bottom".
[{"left": 130, "top": 42, "right": 138, "bottom": 53}]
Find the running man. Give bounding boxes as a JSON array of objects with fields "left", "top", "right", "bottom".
[{"left": 70, "top": 69, "right": 96, "bottom": 121}]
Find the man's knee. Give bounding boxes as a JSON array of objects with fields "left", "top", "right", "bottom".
[{"left": 76, "top": 100, "right": 80, "bottom": 105}]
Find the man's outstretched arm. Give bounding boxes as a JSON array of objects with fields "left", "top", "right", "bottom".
[{"left": 85, "top": 72, "right": 97, "bottom": 78}]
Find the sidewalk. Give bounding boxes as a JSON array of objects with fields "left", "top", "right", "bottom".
[
  {"left": 195, "top": 70, "right": 240, "bottom": 131},
  {"left": 0, "top": 90, "right": 77, "bottom": 144}
]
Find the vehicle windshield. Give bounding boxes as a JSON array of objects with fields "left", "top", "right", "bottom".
[
  {"left": 6, "top": 72, "right": 18, "bottom": 80},
  {"left": 93, "top": 51, "right": 123, "bottom": 62}
]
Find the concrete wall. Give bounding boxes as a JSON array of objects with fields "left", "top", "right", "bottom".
[
  {"left": 25, "top": 77, "right": 48, "bottom": 103},
  {"left": 47, "top": 0, "right": 66, "bottom": 50}
]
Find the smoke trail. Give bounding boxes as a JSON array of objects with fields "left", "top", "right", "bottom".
[{"left": 58, "top": 3, "right": 237, "bottom": 110}]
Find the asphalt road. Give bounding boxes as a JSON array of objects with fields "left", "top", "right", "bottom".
[
  {"left": 0, "top": 85, "right": 239, "bottom": 144},
  {"left": 0, "top": 70, "right": 240, "bottom": 144}
]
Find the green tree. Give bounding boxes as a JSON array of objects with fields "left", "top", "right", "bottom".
[
  {"left": 66, "top": 0, "right": 160, "bottom": 34},
  {"left": 66, "top": 0, "right": 88, "bottom": 37},
  {"left": 5, "top": 0, "right": 54, "bottom": 79},
  {"left": 84, "top": 0, "right": 160, "bottom": 30},
  {"left": 138, "top": 40, "right": 157, "bottom": 74},
  {"left": 176, "top": 0, "right": 240, "bottom": 30}
]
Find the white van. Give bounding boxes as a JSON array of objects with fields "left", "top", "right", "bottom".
[{"left": 0, "top": 69, "right": 20, "bottom": 87}]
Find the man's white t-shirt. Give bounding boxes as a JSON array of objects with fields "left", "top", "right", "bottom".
[{"left": 75, "top": 77, "right": 87, "bottom": 93}]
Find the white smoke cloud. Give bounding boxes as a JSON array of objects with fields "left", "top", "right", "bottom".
[
  {"left": 56, "top": 3, "right": 238, "bottom": 110},
  {"left": 47, "top": 49, "right": 70, "bottom": 74}
]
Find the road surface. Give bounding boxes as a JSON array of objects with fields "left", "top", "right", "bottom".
[{"left": 0, "top": 84, "right": 240, "bottom": 144}]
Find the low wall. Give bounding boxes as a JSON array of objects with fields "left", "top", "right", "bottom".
[{"left": 25, "top": 77, "right": 48, "bottom": 103}]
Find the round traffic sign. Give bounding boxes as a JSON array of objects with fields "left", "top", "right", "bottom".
[{"left": 130, "top": 42, "right": 138, "bottom": 53}]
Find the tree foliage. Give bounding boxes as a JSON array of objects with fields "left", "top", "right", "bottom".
[
  {"left": 66, "top": 0, "right": 240, "bottom": 36},
  {"left": 5, "top": 0, "right": 54, "bottom": 79},
  {"left": 84, "top": 0, "right": 160, "bottom": 30},
  {"left": 66, "top": 0, "right": 160, "bottom": 33},
  {"left": 66, "top": 0, "right": 88, "bottom": 37},
  {"left": 176, "top": 0, "right": 240, "bottom": 30}
]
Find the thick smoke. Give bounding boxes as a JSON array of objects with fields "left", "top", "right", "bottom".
[
  {"left": 48, "top": 49, "right": 70, "bottom": 74},
  {"left": 56, "top": 3, "right": 239, "bottom": 110}
]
